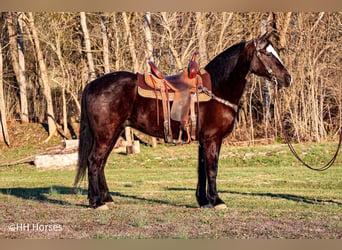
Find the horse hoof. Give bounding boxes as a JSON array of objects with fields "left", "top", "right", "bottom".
[
  {"left": 200, "top": 204, "right": 213, "bottom": 209},
  {"left": 105, "top": 202, "right": 115, "bottom": 208},
  {"left": 214, "top": 203, "right": 227, "bottom": 210},
  {"left": 96, "top": 204, "right": 109, "bottom": 211}
]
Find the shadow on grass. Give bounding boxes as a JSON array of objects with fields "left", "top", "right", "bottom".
[
  {"left": 0, "top": 186, "right": 197, "bottom": 208},
  {"left": 4, "top": 185, "right": 335, "bottom": 209},
  {"left": 110, "top": 191, "right": 197, "bottom": 209},
  {"left": 167, "top": 187, "right": 342, "bottom": 206},
  {"left": 0, "top": 186, "right": 88, "bottom": 208}
]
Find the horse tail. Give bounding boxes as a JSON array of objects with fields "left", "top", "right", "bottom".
[{"left": 74, "top": 85, "right": 93, "bottom": 187}]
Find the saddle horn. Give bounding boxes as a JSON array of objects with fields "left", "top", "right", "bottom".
[{"left": 188, "top": 53, "right": 198, "bottom": 79}]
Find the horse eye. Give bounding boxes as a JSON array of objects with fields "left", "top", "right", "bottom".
[{"left": 266, "top": 52, "right": 272, "bottom": 57}]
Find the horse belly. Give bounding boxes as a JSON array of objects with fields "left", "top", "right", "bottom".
[{"left": 129, "top": 96, "right": 182, "bottom": 139}]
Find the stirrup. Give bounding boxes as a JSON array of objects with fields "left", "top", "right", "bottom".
[{"left": 163, "top": 120, "right": 173, "bottom": 143}]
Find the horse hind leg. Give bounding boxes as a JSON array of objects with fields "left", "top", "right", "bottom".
[
  {"left": 88, "top": 128, "right": 123, "bottom": 209},
  {"left": 87, "top": 143, "right": 108, "bottom": 209}
]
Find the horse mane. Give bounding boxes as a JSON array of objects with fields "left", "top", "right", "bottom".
[{"left": 204, "top": 42, "right": 246, "bottom": 88}]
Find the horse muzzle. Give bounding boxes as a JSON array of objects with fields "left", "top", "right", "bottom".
[{"left": 276, "top": 73, "right": 292, "bottom": 88}]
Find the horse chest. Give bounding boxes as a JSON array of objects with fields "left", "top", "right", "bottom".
[{"left": 200, "top": 103, "right": 236, "bottom": 137}]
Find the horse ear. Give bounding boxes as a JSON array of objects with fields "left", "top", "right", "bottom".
[
  {"left": 261, "top": 30, "right": 273, "bottom": 40},
  {"left": 256, "top": 30, "right": 273, "bottom": 50}
]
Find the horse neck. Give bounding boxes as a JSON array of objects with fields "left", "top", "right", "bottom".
[{"left": 209, "top": 42, "right": 255, "bottom": 105}]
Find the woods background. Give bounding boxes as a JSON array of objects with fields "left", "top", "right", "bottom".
[{"left": 0, "top": 12, "right": 341, "bottom": 146}]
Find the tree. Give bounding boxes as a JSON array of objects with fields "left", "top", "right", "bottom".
[
  {"left": 122, "top": 12, "right": 139, "bottom": 72},
  {"left": 161, "top": 12, "right": 183, "bottom": 71},
  {"left": 0, "top": 35, "right": 10, "bottom": 145},
  {"left": 143, "top": 12, "right": 157, "bottom": 148},
  {"left": 6, "top": 12, "right": 28, "bottom": 123},
  {"left": 122, "top": 12, "right": 139, "bottom": 149},
  {"left": 195, "top": 12, "right": 208, "bottom": 66},
  {"left": 27, "top": 12, "right": 56, "bottom": 139},
  {"left": 80, "top": 12, "right": 96, "bottom": 81},
  {"left": 100, "top": 13, "right": 110, "bottom": 74},
  {"left": 0, "top": 12, "right": 341, "bottom": 144}
]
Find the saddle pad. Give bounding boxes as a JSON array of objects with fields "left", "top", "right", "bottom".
[{"left": 137, "top": 73, "right": 211, "bottom": 102}]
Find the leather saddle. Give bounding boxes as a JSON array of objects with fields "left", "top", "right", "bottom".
[{"left": 137, "top": 54, "right": 212, "bottom": 143}]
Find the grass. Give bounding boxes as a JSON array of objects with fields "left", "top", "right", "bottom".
[{"left": 0, "top": 126, "right": 342, "bottom": 239}]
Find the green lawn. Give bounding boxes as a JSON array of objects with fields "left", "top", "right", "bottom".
[{"left": 0, "top": 142, "right": 341, "bottom": 239}]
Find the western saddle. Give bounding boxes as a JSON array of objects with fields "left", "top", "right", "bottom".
[{"left": 137, "top": 53, "right": 212, "bottom": 144}]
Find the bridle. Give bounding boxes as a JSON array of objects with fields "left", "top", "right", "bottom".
[
  {"left": 253, "top": 40, "right": 342, "bottom": 171},
  {"left": 253, "top": 40, "right": 279, "bottom": 85}
]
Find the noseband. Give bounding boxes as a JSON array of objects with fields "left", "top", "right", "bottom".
[{"left": 253, "top": 40, "right": 279, "bottom": 85}]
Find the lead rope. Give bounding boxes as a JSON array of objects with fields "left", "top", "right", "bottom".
[
  {"left": 275, "top": 88, "right": 342, "bottom": 171},
  {"left": 199, "top": 86, "right": 239, "bottom": 112}
]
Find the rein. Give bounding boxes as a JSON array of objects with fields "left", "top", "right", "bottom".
[
  {"left": 254, "top": 40, "right": 342, "bottom": 171},
  {"left": 275, "top": 89, "right": 342, "bottom": 171}
]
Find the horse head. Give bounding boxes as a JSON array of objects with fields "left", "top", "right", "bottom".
[{"left": 249, "top": 31, "right": 292, "bottom": 88}]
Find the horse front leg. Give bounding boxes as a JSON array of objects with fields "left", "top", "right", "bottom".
[
  {"left": 196, "top": 143, "right": 209, "bottom": 207},
  {"left": 197, "top": 137, "right": 227, "bottom": 209}
]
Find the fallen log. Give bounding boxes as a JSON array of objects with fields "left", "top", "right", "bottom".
[
  {"left": 34, "top": 152, "right": 78, "bottom": 170},
  {"left": 62, "top": 139, "right": 79, "bottom": 150},
  {"left": 34, "top": 140, "right": 79, "bottom": 170}
]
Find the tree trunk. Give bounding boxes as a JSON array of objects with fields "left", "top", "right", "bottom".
[
  {"left": 122, "top": 12, "right": 139, "bottom": 72},
  {"left": 111, "top": 13, "right": 120, "bottom": 71},
  {"left": 52, "top": 32, "right": 69, "bottom": 135},
  {"left": 17, "top": 12, "right": 28, "bottom": 122},
  {"left": 161, "top": 12, "right": 183, "bottom": 71},
  {"left": 0, "top": 39, "right": 10, "bottom": 146},
  {"left": 80, "top": 12, "right": 96, "bottom": 81},
  {"left": 100, "top": 13, "right": 110, "bottom": 74},
  {"left": 122, "top": 12, "right": 139, "bottom": 151},
  {"left": 260, "top": 14, "right": 272, "bottom": 139},
  {"left": 27, "top": 12, "right": 56, "bottom": 138},
  {"left": 214, "top": 12, "right": 233, "bottom": 55},
  {"left": 195, "top": 12, "right": 208, "bottom": 66},
  {"left": 7, "top": 12, "right": 29, "bottom": 123},
  {"left": 35, "top": 152, "right": 78, "bottom": 170},
  {"left": 273, "top": 12, "right": 292, "bottom": 52},
  {"left": 144, "top": 12, "right": 154, "bottom": 62},
  {"left": 144, "top": 12, "right": 157, "bottom": 148}
]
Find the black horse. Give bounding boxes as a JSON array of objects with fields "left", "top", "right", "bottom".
[{"left": 74, "top": 32, "right": 292, "bottom": 210}]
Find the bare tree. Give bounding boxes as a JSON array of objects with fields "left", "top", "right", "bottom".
[
  {"left": 144, "top": 12, "right": 154, "bottom": 62},
  {"left": 100, "top": 13, "right": 110, "bottom": 74},
  {"left": 0, "top": 12, "right": 340, "bottom": 144},
  {"left": 111, "top": 13, "right": 121, "bottom": 71},
  {"left": 27, "top": 12, "right": 56, "bottom": 139},
  {"left": 80, "top": 12, "right": 96, "bottom": 81},
  {"left": 161, "top": 12, "right": 183, "bottom": 71},
  {"left": 260, "top": 14, "right": 272, "bottom": 140},
  {"left": 143, "top": 12, "right": 157, "bottom": 148},
  {"left": 122, "top": 12, "right": 139, "bottom": 72},
  {"left": 214, "top": 12, "right": 233, "bottom": 55},
  {"left": 195, "top": 12, "right": 208, "bottom": 66},
  {"left": 17, "top": 12, "right": 28, "bottom": 123},
  {"left": 122, "top": 12, "right": 139, "bottom": 149},
  {"left": 0, "top": 38, "right": 10, "bottom": 146},
  {"left": 6, "top": 12, "right": 28, "bottom": 123}
]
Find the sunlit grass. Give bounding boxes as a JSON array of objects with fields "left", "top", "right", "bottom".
[{"left": 0, "top": 142, "right": 341, "bottom": 239}]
